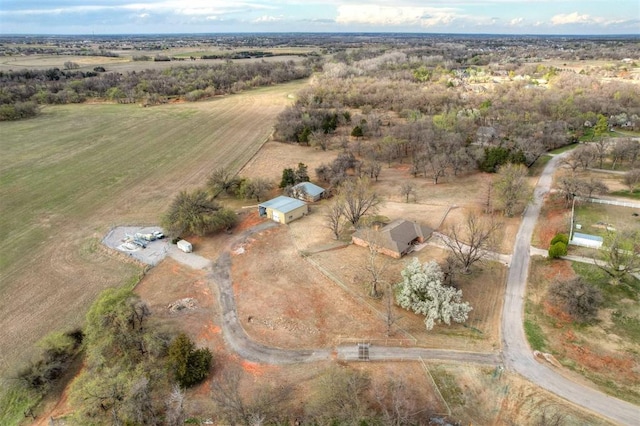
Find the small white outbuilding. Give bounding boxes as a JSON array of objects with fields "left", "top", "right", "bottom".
[
  {"left": 177, "top": 239, "right": 193, "bottom": 253},
  {"left": 570, "top": 232, "right": 603, "bottom": 249}
]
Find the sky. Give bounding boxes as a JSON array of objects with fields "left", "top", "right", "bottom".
[{"left": 0, "top": 0, "right": 638, "bottom": 35}]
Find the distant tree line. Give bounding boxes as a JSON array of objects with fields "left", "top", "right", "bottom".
[
  {"left": 274, "top": 49, "right": 639, "bottom": 183},
  {"left": 0, "top": 59, "right": 312, "bottom": 120}
]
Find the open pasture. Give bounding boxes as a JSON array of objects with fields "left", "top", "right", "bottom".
[
  {"left": 0, "top": 47, "right": 308, "bottom": 73},
  {"left": 0, "top": 80, "right": 305, "bottom": 378}
]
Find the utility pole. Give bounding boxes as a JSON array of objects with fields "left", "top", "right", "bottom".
[{"left": 569, "top": 194, "right": 576, "bottom": 242}]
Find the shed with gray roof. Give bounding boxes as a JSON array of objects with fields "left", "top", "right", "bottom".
[
  {"left": 570, "top": 232, "right": 604, "bottom": 249},
  {"left": 291, "top": 181, "right": 325, "bottom": 202},
  {"left": 258, "top": 196, "right": 308, "bottom": 224}
]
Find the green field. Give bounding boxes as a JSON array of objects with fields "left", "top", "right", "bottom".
[{"left": 0, "top": 80, "right": 305, "bottom": 382}]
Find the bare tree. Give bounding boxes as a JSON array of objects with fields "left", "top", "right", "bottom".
[
  {"left": 560, "top": 152, "right": 582, "bottom": 174},
  {"left": 338, "top": 177, "right": 382, "bottom": 227},
  {"left": 239, "top": 178, "right": 272, "bottom": 202},
  {"left": 594, "top": 229, "right": 640, "bottom": 283},
  {"left": 494, "top": 163, "right": 531, "bottom": 217},
  {"left": 363, "top": 160, "right": 382, "bottom": 181},
  {"left": 425, "top": 153, "right": 449, "bottom": 184},
  {"left": 534, "top": 408, "right": 567, "bottom": 426},
  {"left": 610, "top": 138, "right": 633, "bottom": 170},
  {"left": 373, "top": 377, "right": 425, "bottom": 426},
  {"left": 211, "top": 368, "right": 293, "bottom": 426},
  {"left": 400, "top": 182, "right": 417, "bottom": 203},
  {"left": 207, "top": 167, "right": 241, "bottom": 196},
  {"left": 441, "top": 212, "right": 501, "bottom": 274},
  {"left": 624, "top": 169, "right": 640, "bottom": 191},
  {"left": 567, "top": 144, "right": 597, "bottom": 171},
  {"left": 449, "top": 146, "right": 474, "bottom": 176},
  {"left": 581, "top": 177, "right": 608, "bottom": 198},
  {"left": 548, "top": 277, "right": 602, "bottom": 323},
  {"left": 360, "top": 229, "right": 390, "bottom": 298},
  {"left": 592, "top": 139, "right": 608, "bottom": 169},
  {"left": 557, "top": 175, "right": 608, "bottom": 207},
  {"left": 483, "top": 176, "right": 495, "bottom": 214},
  {"left": 325, "top": 200, "right": 346, "bottom": 240},
  {"left": 305, "top": 366, "right": 371, "bottom": 425},
  {"left": 165, "top": 385, "right": 186, "bottom": 426},
  {"left": 383, "top": 283, "right": 401, "bottom": 337},
  {"left": 310, "top": 130, "right": 330, "bottom": 151}
]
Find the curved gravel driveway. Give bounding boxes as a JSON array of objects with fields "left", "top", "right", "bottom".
[
  {"left": 502, "top": 153, "right": 640, "bottom": 425},
  {"left": 208, "top": 221, "right": 499, "bottom": 366}
]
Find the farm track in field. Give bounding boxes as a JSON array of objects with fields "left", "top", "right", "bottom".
[{"left": 0, "top": 80, "right": 306, "bottom": 377}]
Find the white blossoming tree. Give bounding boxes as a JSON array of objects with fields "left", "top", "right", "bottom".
[{"left": 396, "top": 258, "right": 472, "bottom": 330}]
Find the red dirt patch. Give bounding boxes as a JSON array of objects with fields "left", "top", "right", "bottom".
[
  {"left": 241, "top": 360, "right": 273, "bottom": 376},
  {"left": 562, "top": 344, "right": 638, "bottom": 383},
  {"left": 543, "top": 301, "right": 574, "bottom": 325},
  {"left": 235, "top": 210, "right": 266, "bottom": 232},
  {"left": 534, "top": 196, "right": 569, "bottom": 248},
  {"left": 542, "top": 259, "right": 575, "bottom": 281}
]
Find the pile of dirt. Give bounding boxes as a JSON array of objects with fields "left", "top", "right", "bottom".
[{"left": 168, "top": 297, "right": 198, "bottom": 313}]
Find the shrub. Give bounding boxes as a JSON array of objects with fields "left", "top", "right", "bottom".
[
  {"left": 167, "top": 333, "right": 213, "bottom": 388},
  {"left": 548, "top": 241, "right": 568, "bottom": 259},
  {"left": 548, "top": 277, "right": 603, "bottom": 323},
  {"left": 0, "top": 101, "right": 39, "bottom": 121},
  {"left": 16, "top": 329, "right": 83, "bottom": 391},
  {"left": 550, "top": 233, "right": 569, "bottom": 246}
]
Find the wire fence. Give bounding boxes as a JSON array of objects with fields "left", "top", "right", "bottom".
[{"left": 580, "top": 197, "right": 640, "bottom": 209}]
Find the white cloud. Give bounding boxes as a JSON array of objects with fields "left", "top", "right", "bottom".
[
  {"left": 253, "top": 15, "right": 283, "bottom": 23},
  {"left": 551, "top": 12, "right": 595, "bottom": 25},
  {"left": 335, "top": 5, "right": 460, "bottom": 27},
  {"left": 509, "top": 17, "right": 524, "bottom": 26},
  {"left": 550, "top": 12, "right": 629, "bottom": 26},
  {"left": 1, "top": 1, "right": 273, "bottom": 17}
]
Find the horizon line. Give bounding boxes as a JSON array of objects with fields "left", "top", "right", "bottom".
[{"left": 1, "top": 31, "right": 639, "bottom": 38}]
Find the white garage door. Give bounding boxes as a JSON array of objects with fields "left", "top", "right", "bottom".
[{"left": 272, "top": 211, "right": 280, "bottom": 223}]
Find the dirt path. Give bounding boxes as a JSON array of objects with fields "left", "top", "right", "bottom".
[{"left": 502, "top": 152, "right": 640, "bottom": 425}]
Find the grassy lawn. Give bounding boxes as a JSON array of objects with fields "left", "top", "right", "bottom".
[
  {"left": 528, "top": 154, "right": 552, "bottom": 176},
  {"left": 610, "top": 189, "right": 640, "bottom": 200},
  {"left": 549, "top": 143, "right": 578, "bottom": 155},
  {"left": 573, "top": 202, "right": 639, "bottom": 239}
]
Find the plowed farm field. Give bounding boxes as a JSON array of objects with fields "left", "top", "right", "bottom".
[{"left": 0, "top": 80, "right": 306, "bottom": 378}]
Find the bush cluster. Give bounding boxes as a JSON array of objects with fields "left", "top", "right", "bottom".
[
  {"left": 17, "top": 329, "right": 83, "bottom": 391},
  {"left": 548, "top": 277, "right": 603, "bottom": 323},
  {"left": 548, "top": 233, "right": 569, "bottom": 259}
]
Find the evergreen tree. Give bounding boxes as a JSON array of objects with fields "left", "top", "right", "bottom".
[
  {"left": 294, "top": 162, "right": 310, "bottom": 183},
  {"left": 280, "top": 168, "right": 295, "bottom": 188},
  {"left": 167, "top": 333, "right": 213, "bottom": 388}
]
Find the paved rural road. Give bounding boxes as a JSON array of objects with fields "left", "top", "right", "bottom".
[
  {"left": 208, "top": 221, "right": 499, "bottom": 366},
  {"left": 501, "top": 153, "right": 640, "bottom": 425}
]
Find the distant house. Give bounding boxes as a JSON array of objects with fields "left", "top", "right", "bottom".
[
  {"left": 352, "top": 219, "right": 432, "bottom": 259},
  {"left": 570, "top": 232, "right": 604, "bottom": 249},
  {"left": 258, "top": 196, "right": 308, "bottom": 225},
  {"left": 291, "top": 181, "right": 325, "bottom": 202}
]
